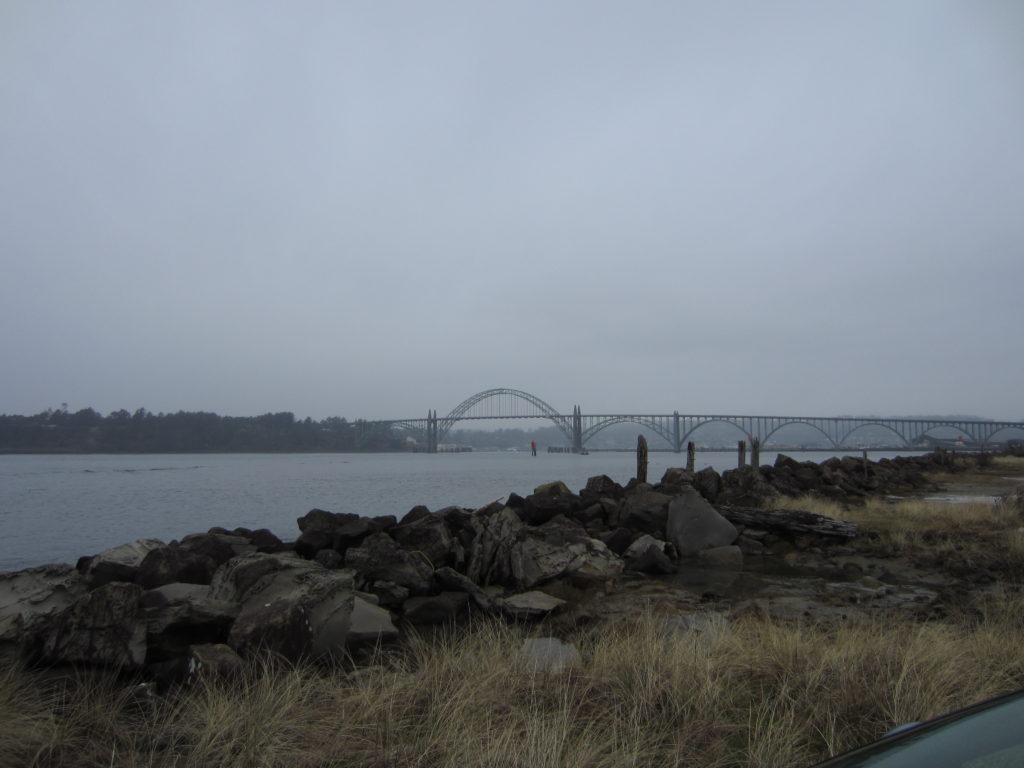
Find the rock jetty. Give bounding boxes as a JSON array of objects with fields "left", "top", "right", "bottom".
[{"left": 0, "top": 451, "right": 975, "bottom": 683}]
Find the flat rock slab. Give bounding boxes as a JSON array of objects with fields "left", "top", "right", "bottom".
[
  {"left": 347, "top": 596, "right": 398, "bottom": 645},
  {"left": 501, "top": 590, "right": 566, "bottom": 620}
]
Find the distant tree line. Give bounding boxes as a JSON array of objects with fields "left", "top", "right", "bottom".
[{"left": 0, "top": 407, "right": 405, "bottom": 453}]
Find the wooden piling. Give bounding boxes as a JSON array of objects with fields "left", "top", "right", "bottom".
[
  {"left": 637, "top": 435, "right": 648, "bottom": 483},
  {"left": 738, "top": 440, "right": 747, "bottom": 468},
  {"left": 686, "top": 441, "right": 696, "bottom": 472},
  {"left": 751, "top": 438, "right": 761, "bottom": 468}
]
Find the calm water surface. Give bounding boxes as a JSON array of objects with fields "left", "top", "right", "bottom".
[{"left": 0, "top": 450, "right": 921, "bottom": 572}]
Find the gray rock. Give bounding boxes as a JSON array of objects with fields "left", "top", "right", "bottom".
[
  {"left": 622, "top": 534, "right": 676, "bottom": 574},
  {"left": 500, "top": 590, "right": 566, "bottom": 620},
  {"left": 434, "top": 566, "right": 497, "bottom": 614},
  {"left": 81, "top": 539, "right": 166, "bottom": 588},
  {"left": 136, "top": 545, "right": 218, "bottom": 589},
  {"left": 187, "top": 643, "right": 245, "bottom": 683},
  {"left": 391, "top": 514, "right": 455, "bottom": 569},
  {"left": 520, "top": 637, "right": 581, "bottom": 673},
  {"left": 666, "top": 489, "right": 738, "bottom": 557},
  {"left": 227, "top": 596, "right": 312, "bottom": 659},
  {"left": 466, "top": 506, "right": 523, "bottom": 587},
  {"left": 180, "top": 532, "right": 252, "bottom": 564},
  {"left": 693, "top": 467, "right": 721, "bottom": 503},
  {"left": 659, "top": 467, "right": 695, "bottom": 491},
  {"left": 509, "top": 519, "right": 623, "bottom": 590},
  {"left": 521, "top": 482, "right": 583, "bottom": 526},
  {"left": 583, "top": 474, "right": 624, "bottom": 498},
  {"left": 141, "top": 583, "right": 239, "bottom": 659},
  {"left": 314, "top": 549, "right": 343, "bottom": 569},
  {"left": 213, "top": 553, "right": 356, "bottom": 661},
  {"left": 366, "top": 580, "right": 410, "bottom": 607},
  {"left": 208, "top": 552, "right": 313, "bottom": 604},
  {"left": 41, "top": 582, "right": 147, "bottom": 669},
  {"left": 0, "top": 563, "right": 86, "bottom": 641},
  {"left": 347, "top": 596, "right": 399, "bottom": 645},
  {"left": 613, "top": 490, "right": 673, "bottom": 535},
  {"left": 344, "top": 533, "right": 435, "bottom": 596}
]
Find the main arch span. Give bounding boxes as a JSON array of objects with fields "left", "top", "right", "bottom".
[{"left": 372, "top": 388, "right": 1024, "bottom": 453}]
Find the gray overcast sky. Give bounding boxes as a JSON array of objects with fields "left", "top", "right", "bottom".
[{"left": 2, "top": 1, "right": 1022, "bottom": 421}]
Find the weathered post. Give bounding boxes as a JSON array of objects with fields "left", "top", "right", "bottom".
[
  {"left": 738, "top": 440, "right": 747, "bottom": 468},
  {"left": 751, "top": 438, "right": 761, "bottom": 469},
  {"left": 686, "top": 441, "right": 696, "bottom": 472},
  {"left": 862, "top": 449, "right": 869, "bottom": 482},
  {"left": 637, "top": 435, "right": 648, "bottom": 483}
]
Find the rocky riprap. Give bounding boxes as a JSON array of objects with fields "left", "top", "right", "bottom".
[{"left": 0, "top": 451, "right": 980, "bottom": 684}]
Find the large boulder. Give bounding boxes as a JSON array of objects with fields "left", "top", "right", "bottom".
[
  {"left": 334, "top": 516, "right": 394, "bottom": 553},
  {"left": 666, "top": 488, "right": 738, "bottom": 557},
  {"left": 519, "top": 482, "right": 582, "bottom": 526},
  {"left": 0, "top": 563, "right": 86, "bottom": 642},
  {"left": 212, "top": 552, "right": 358, "bottom": 661},
  {"left": 659, "top": 467, "right": 695, "bottom": 493},
  {"left": 141, "top": 582, "right": 239, "bottom": 660},
  {"left": 209, "top": 551, "right": 307, "bottom": 603},
  {"left": 582, "top": 474, "right": 625, "bottom": 500},
  {"left": 622, "top": 534, "right": 676, "bottom": 574},
  {"left": 612, "top": 490, "right": 673, "bottom": 536},
  {"left": 295, "top": 512, "right": 345, "bottom": 559},
  {"left": 508, "top": 518, "right": 623, "bottom": 589},
  {"left": 466, "top": 506, "right": 524, "bottom": 587},
  {"left": 692, "top": 467, "right": 722, "bottom": 503},
  {"left": 434, "top": 566, "right": 497, "bottom": 614},
  {"left": 390, "top": 513, "right": 455, "bottom": 569},
  {"left": 347, "top": 595, "right": 399, "bottom": 645},
  {"left": 716, "top": 465, "right": 777, "bottom": 508},
  {"left": 227, "top": 597, "right": 313, "bottom": 660},
  {"left": 135, "top": 545, "right": 218, "bottom": 590},
  {"left": 79, "top": 539, "right": 166, "bottom": 588},
  {"left": 186, "top": 643, "right": 245, "bottom": 683},
  {"left": 343, "top": 533, "right": 435, "bottom": 596},
  {"left": 181, "top": 532, "right": 252, "bottom": 564},
  {"left": 40, "top": 582, "right": 147, "bottom": 669}
]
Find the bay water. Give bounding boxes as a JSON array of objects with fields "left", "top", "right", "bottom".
[{"left": 0, "top": 449, "right": 921, "bottom": 572}]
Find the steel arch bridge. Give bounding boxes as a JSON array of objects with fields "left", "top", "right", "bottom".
[{"left": 366, "top": 388, "right": 1024, "bottom": 452}]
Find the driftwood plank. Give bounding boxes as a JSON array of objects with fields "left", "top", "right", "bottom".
[{"left": 716, "top": 505, "right": 859, "bottom": 538}]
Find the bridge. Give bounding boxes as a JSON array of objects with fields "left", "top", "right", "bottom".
[{"left": 362, "top": 388, "right": 1024, "bottom": 453}]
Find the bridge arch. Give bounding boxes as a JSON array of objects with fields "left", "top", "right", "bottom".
[
  {"left": 581, "top": 416, "right": 675, "bottom": 449},
  {"left": 763, "top": 421, "right": 839, "bottom": 449},
  {"left": 680, "top": 418, "right": 755, "bottom": 448},
  {"left": 985, "top": 425, "right": 1024, "bottom": 445},
  {"left": 439, "top": 388, "right": 572, "bottom": 444},
  {"left": 835, "top": 422, "right": 912, "bottom": 448}
]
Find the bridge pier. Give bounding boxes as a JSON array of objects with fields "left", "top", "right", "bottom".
[
  {"left": 427, "top": 410, "right": 438, "bottom": 453},
  {"left": 572, "top": 405, "right": 583, "bottom": 453}
]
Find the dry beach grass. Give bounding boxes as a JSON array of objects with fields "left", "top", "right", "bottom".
[
  {"left": 3, "top": 457, "right": 1024, "bottom": 768},
  {"left": 6, "top": 599, "right": 1024, "bottom": 768}
]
